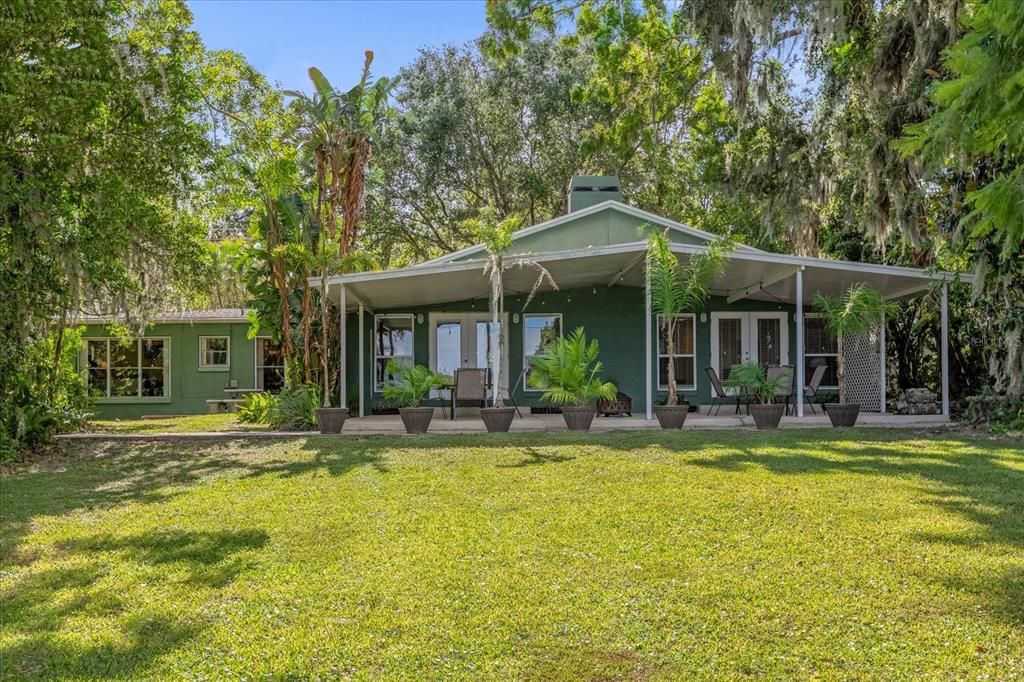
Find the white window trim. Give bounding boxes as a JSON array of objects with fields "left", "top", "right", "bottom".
[
  {"left": 523, "top": 313, "right": 563, "bottom": 392},
  {"left": 81, "top": 337, "right": 171, "bottom": 402},
  {"left": 657, "top": 314, "right": 697, "bottom": 391},
  {"left": 804, "top": 313, "right": 840, "bottom": 390},
  {"left": 374, "top": 314, "right": 415, "bottom": 391},
  {"left": 254, "top": 336, "right": 285, "bottom": 391},
  {"left": 198, "top": 335, "right": 230, "bottom": 371}
]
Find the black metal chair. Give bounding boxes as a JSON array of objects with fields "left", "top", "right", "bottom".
[
  {"left": 767, "top": 365, "right": 795, "bottom": 415},
  {"left": 802, "top": 364, "right": 827, "bottom": 415},
  {"left": 706, "top": 366, "right": 753, "bottom": 415}
]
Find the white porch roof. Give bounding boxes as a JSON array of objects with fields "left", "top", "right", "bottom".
[{"left": 313, "top": 241, "right": 971, "bottom": 311}]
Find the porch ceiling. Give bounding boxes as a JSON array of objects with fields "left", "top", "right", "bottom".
[{"left": 320, "top": 242, "right": 970, "bottom": 311}]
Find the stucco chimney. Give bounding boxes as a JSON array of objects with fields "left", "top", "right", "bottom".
[{"left": 568, "top": 176, "right": 623, "bottom": 213}]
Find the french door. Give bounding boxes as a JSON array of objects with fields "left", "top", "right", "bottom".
[
  {"left": 429, "top": 313, "right": 509, "bottom": 388},
  {"left": 710, "top": 312, "right": 789, "bottom": 380}
]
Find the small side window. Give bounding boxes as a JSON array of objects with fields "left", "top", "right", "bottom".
[{"left": 199, "top": 336, "right": 230, "bottom": 370}]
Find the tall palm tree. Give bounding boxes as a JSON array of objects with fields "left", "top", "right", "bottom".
[{"left": 645, "top": 230, "right": 731, "bottom": 405}]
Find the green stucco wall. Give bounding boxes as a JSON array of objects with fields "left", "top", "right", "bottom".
[
  {"left": 79, "top": 322, "right": 257, "bottom": 418},
  {"left": 450, "top": 207, "right": 706, "bottom": 262},
  {"left": 354, "top": 286, "right": 801, "bottom": 415}
]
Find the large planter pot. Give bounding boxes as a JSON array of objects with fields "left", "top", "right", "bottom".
[
  {"left": 480, "top": 406, "right": 516, "bottom": 433},
  {"left": 824, "top": 403, "right": 860, "bottom": 427},
  {"left": 748, "top": 403, "right": 785, "bottom": 430},
  {"left": 561, "top": 405, "right": 597, "bottom": 432},
  {"left": 398, "top": 406, "right": 435, "bottom": 434},
  {"left": 315, "top": 407, "right": 349, "bottom": 434},
  {"left": 654, "top": 404, "right": 689, "bottom": 429}
]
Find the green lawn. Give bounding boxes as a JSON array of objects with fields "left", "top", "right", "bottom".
[
  {"left": 86, "top": 413, "right": 266, "bottom": 434},
  {"left": 2, "top": 430, "right": 1022, "bottom": 679}
]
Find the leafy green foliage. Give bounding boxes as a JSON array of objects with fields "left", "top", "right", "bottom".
[
  {"left": 267, "top": 383, "right": 321, "bottom": 430},
  {"left": 237, "top": 392, "right": 278, "bottom": 425},
  {"left": 645, "top": 230, "right": 730, "bottom": 404},
  {"left": 381, "top": 361, "right": 446, "bottom": 408},
  {"left": 814, "top": 284, "right": 892, "bottom": 339},
  {"left": 723, "top": 362, "right": 791, "bottom": 405},
  {"left": 527, "top": 327, "right": 617, "bottom": 406}
]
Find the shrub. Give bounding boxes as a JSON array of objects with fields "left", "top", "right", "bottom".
[
  {"left": 237, "top": 392, "right": 278, "bottom": 424},
  {"left": 381, "top": 361, "right": 445, "bottom": 408},
  {"left": 527, "top": 327, "right": 617, "bottom": 406},
  {"left": 268, "top": 383, "right": 321, "bottom": 430}
]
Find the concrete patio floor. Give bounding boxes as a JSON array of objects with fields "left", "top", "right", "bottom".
[{"left": 60, "top": 412, "right": 954, "bottom": 440}]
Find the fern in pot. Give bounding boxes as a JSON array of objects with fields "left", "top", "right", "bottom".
[
  {"left": 527, "top": 327, "right": 617, "bottom": 431},
  {"left": 382, "top": 360, "right": 446, "bottom": 434},
  {"left": 645, "top": 229, "right": 730, "bottom": 428},
  {"left": 723, "top": 362, "right": 791, "bottom": 430},
  {"left": 813, "top": 283, "right": 892, "bottom": 427}
]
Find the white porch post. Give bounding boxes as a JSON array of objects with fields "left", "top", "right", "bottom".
[
  {"left": 879, "top": 308, "right": 887, "bottom": 413},
  {"left": 941, "top": 282, "right": 950, "bottom": 417},
  {"left": 358, "top": 303, "right": 365, "bottom": 418},
  {"left": 645, "top": 265, "right": 653, "bottom": 420},
  {"left": 339, "top": 284, "right": 347, "bottom": 409},
  {"left": 795, "top": 267, "right": 805, "bottom": 418}
]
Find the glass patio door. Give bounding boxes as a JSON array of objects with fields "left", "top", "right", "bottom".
[
  {"left": 711, "top": 312, "right": 789, "bottom": 380},
  {"left": 430, "top": 313, "right": 508, "bottom": 387}
]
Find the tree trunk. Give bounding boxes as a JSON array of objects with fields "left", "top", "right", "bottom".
[
  {"left": 301, "top": 282, "right": 313, "bottom": 384},
  {"left": 838, "top": 345, "right": 846, "bottom": 404},
  {"left": 665, "top": 318, "right": 677, "bottom": 406}
]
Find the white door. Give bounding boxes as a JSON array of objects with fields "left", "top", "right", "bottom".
[
  {"left": 711, "top": 312, "right": 789, "bottom": 380},
  {"left": 429, "top": 313, "right": 508, "bottom": 388}
]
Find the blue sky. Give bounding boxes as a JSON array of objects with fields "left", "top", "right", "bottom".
[{"left": 188, "top": 1, "right": 488, "bottom": 91}]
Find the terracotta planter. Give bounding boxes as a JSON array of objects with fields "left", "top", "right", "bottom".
[
  {"left": 654, "top": 404, "right": 689, "bottom": 429},
  {"left": 480, "top": 406, "right": 516, "bottom": 433},
  {"left": 561, "top": 405, "right": 597, "bottom": 431},
  {"left": 748, "top": 403, "right": 785, "bottom": 430},
  {"left": 315, "top": 407, "right": 349, "bottom": 434},
  {"left": 824, "top": 403, "right": 860, "bottom": 427},
  {"left": 398, "top": 406, "right": 435, "bottom": 434}
]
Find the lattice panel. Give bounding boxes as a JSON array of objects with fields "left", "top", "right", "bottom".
[{"left": 842, "top": 328, "right": 881, "bottom": 412}]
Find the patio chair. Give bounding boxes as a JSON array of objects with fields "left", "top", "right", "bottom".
[
  {"left": 767, "top": 365, "right": 795, "bottom": 415},
  {"left": 706, "top": 366, "right": 752, "bottom": 416},
  {"left": 802, "top": 364, "right": 827, "bottom": 416},
  {"left": 451, "top": 368, "right": 488, "bottom": 420}
]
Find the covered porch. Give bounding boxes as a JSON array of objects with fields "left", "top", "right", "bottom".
[{"left": 318, "top": 241, "right": 969, "bottom": 421}]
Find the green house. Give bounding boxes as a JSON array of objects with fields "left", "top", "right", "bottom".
[
  {"left": 80, "top": 177, "right": 968, "bottom": 420},
  {"left": 318, "top": 177, "right": 968, "bottom": 420}
]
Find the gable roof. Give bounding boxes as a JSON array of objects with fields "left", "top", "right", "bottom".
[{"left": 418, "top": 200, "right": 765, "bottom": 266}]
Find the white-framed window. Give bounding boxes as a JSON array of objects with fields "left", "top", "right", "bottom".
[
  {"left": 255, "top": 337, "right": 285, "bottom": 392},
  {"left": 523, "top": 313, "right": 562, "bottom": 391},
  {"left": 374, "top": 314, "right": 414, "bottom": 389},
  {"left": 805, "top": 314, "right": 839, "bottom": 389},
  {"left": 199, "top": 336, "right": 230, "bottom": 370},
  {"left": 83, "top": 337, "right": 169, "bottom": 400},
  {"left": 657, "top": 314, "right": 696, "bottom": 390}
]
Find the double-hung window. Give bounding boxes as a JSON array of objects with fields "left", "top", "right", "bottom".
[
  {"left": 85, "top": 338, "right": 168, "bottom": 399},
  {"left": 657, "top": 314, "right": 696, "bottom": 390},
  {"left": 804, "top": 316, "right": 839, "bottom": 389},
  {"left": 199, "top": 336, "right": 230, "bottom": 370},
  {"left": 375, "top": 314, "right": 414, "bottom": 389},
  {"left": 523, "top": 314, "right": 562, "bottom": 390}
]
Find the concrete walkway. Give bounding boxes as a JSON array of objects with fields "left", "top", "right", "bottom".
[{"left": 60, "top": 413, "right": 955, "bottom": 440}]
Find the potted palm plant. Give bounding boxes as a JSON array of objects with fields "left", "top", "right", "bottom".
[
  {"left": 382, "top": 360, "right": 446, "bottom": 434},
  {"left": 814, "top": 283, "right": 892, "bottom": 427},
  {"left": 527, "top": 327, "right": 617, "bottom": 431},
  {"left": 723, "top": 362, "right": 791, "bottom": 430},
  {"left": 471, "top": 209, "right": 557, "bottom": 433},
  {"left": 645, "top": 229, "right": 730, "bottom": 428}
]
